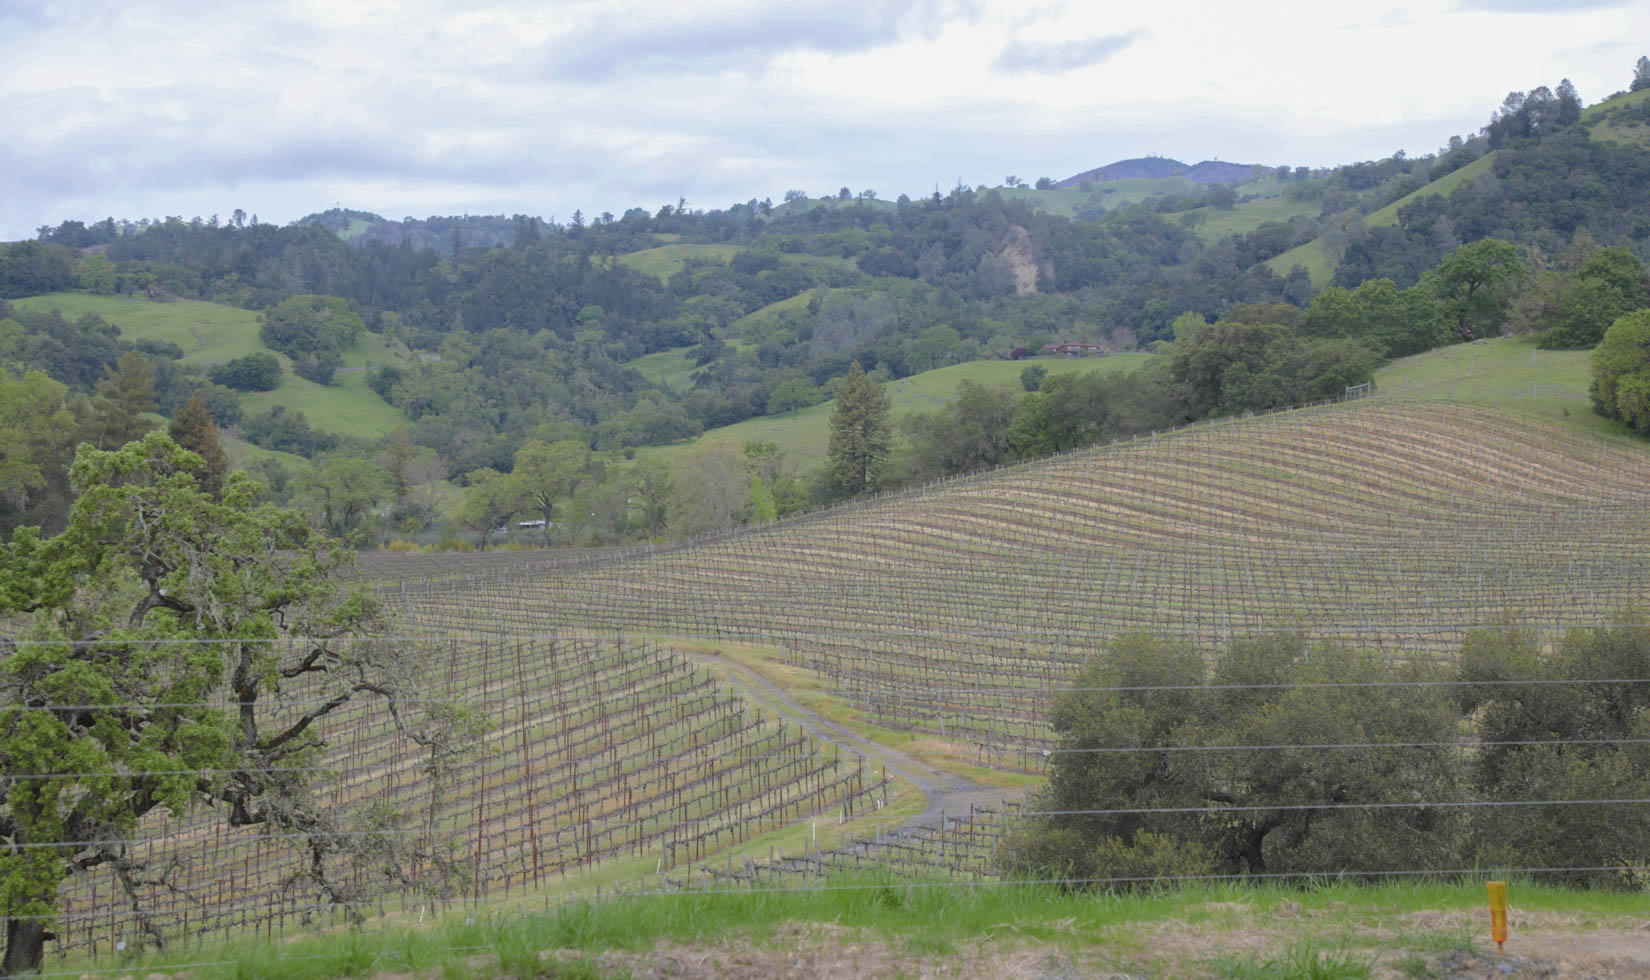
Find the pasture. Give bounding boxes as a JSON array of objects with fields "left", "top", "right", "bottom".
[
  {"left": 11, "top": 292, "right": 412, "bottom": 438},
  {"left": 639, "top": 352, "right": 1149, "bottom": 467}
]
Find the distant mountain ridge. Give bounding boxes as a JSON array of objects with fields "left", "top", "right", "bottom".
[{"left": 1056, "top": 157, "right": 1269, "bottom": 187}]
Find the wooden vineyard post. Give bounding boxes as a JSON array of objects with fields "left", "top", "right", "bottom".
[{"left": 515, "top": 639, "right": 543, "bottom": 889}]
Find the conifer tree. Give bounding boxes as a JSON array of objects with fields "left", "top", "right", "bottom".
[
  {"left": 825, "top": 361, "right": 892, "bottom": 499},
  {"left": 168, "top": 394, "right": 230, "bottom": 496},
  {"left": 93, "top": 351, "right": 156, "bottom": 449}
]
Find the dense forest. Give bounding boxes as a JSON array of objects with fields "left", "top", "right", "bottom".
[{"left": 4, "top": 67, "right": 1650, "bottom": 546}]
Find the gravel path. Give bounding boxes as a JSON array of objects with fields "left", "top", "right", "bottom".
[{"left": 682, "top": 649, "right": 1007, "bottom": 832}]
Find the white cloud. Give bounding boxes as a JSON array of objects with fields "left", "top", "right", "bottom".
[
  {"left": 1, "top": 0, "right": 1648, "bottom": 237},
  {"left": 992, "top": 32, "right": 1146, "bottom": 74}
]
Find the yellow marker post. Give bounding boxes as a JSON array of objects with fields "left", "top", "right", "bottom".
[{"left": 1487, "top": 881, "right": 1508, "bottom": 953}]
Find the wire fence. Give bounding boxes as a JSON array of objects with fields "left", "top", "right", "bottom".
[
  {"left": 9, "top": 636, "right": 884, "bottom": 962},
  {"left": 9, "top": 636, "right": 1647, "bottom": 964},
  {"left": 11, "top": 398, "right": 1650, "bottom": 968}
]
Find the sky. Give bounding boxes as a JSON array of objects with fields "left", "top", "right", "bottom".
[{"left": 1, "top": 0, "right": 1647, "bottom": 239}]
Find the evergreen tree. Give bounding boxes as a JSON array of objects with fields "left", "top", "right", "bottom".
[
  {"left": 1632, "top": 56, "right": 1650, "bottom": 93},
  {"left": 825, "top": 362, "right": 892, "bottom": 499},
  {"left": 93, "top": 351, "right": 157, "bottom": 449},
  {"left": 168, "top": 394, "right": 231, "bottom": 497}
]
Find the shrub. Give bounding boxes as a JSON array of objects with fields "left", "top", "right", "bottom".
[{"left": 208, "top": 351, "right": 281, "bottom": 391}]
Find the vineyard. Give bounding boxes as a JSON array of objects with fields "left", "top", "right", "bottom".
[
  {"left": 374, "top": 401, "right": 1650, "bottom": 770},
  {"left": 35, "top": 398, "right": 1650, "bottom": 967},
  {"left": 45, "top": 638, "right": 879, "bottom": 958}
]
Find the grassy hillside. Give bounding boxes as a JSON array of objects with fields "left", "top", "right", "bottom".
[
  {"left": 1365, "top": 151, "right": 1498, "bottom": 228},
  {"left": 615, "top": 243, "right": 744, "bottom": 280},
  {"left": 1182, "top": 195, "right": 1319, "bottom": 242},
  {"left": 1374, "top": 334, "right": 1630, "bottom": 439},
  {"left": 14, "top": 292, "right": 266, "bottom": 365},
  {"left": 1583, "top": 86, "right": 1650, "bottom": 148},
  {"left": 728, "top": 289, "right": 817, "bottom": 335},
  {"left": 625, "top": 344, "right": 703, "bottom": 390},
  {"left": 642, "top": 353, "right": 1149, "bottom": 466},
  {"left": 1262, "top": 235, "right": 1336, "bottom": 286},
  {"left": 12, "top": 292, "right": 412, "bottom": 438}
]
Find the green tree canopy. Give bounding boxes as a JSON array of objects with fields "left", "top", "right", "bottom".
[
  {"left": 0, "top": 432, "right": 426, "bottom": 973},
  {"left": 1540, "top": 246, "right": 1648, "bottom": 350},
  {"left": 208, "top": 351, "right": 281, "bottom": 392},
  {"left": 259, "top": 295, "right": 365, "bottom": 359},
  {"left": 456, "top": 467, "right": 519, "bottom": 549},
  {"left": 93, "top": 351, "right": 157, "bottom": 450},
  {"left": 166, "top": 394, "right": 230, "bottom": 497},
  {"left": 509, "top": 439, "right": 595, "bottom": 545},
  {"left": 290, "top": 455, "right": 396, "bottom": 542},
  {"left": 0, "top": 372, "right": 77, "bottom": 531},
  {"left": 824, "top": 362, "right": 892, "bottom": 499},
  {"left": 1424, "top": 239, "right": 1528, "bottom": 342},
  {"left": 1590, "top": 309, "right": 1650, "bottom": 434}
]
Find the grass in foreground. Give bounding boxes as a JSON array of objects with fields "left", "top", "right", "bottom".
[{"left": 61, "top": 875, "right": 1646, "bottom": 979}]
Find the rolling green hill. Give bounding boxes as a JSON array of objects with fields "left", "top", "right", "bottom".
[
  {"left": 1182, "top": 196, "right": 1319, "bottom": 242},
  {"left": 1372, "top": 333, "right": 1637, "bottom": 440},
  {"left": 14, "top": 292, "right": 266, "bottom": 365},
  {"left": 614, "top": 243, "right": 744, "bottom": 281},
  {"left": 1262, "top": 236, "right": 1336, "bottom": 286},
  {"left": 1582, "top": 85, "right": 1650, "bottom": 148},
  {"left": 1365, "top": 151, "right": 1498, "bottom": 228},
  {"left": 639, "top": 352, "right": 1149, "bottom": 467},
  {"left": 12, "top": 292, "right": 412, "bottom": 439}
]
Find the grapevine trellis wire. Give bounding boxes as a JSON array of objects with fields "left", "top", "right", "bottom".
[
  {"left": 375, "top": 401, "right": 1650, "bottom": 772},
  {"left": 35, "top": 637, "right": 881, "bottom": 959},
  {"left": 28, "top": 400, "right": 1650, "bottom": 963}
]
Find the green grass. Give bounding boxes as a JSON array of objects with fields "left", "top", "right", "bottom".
[
  {"left": 76, "top": 876, "right": 1646, "bottom": 980},
  {"left": 1584, "top": 87, "right": 1650, "bottom": 148},
  {"left": 336, "top": 218, "right": 375, "bottom": 240},
  {"left": 615, "top": 243, "right": 744, "bottom": 281},
  {"left": 1580, "top": 85, "right": 1650, "bottom": 124},
  {"left": 1182, "top": 197, "right": 1320, "bottom": 243},
  {"left": 728, "top": 289, "right": 818, "bottom": 335},
  {"left": 1264, "top": 237, "right": 1336, "bottom": 288},
  {"left": 639, "top": 353, "right": 1149, "bottom": 469},
  {"left": 12, "top": 292, "right": 264, "bottom": 365},
  {"left": 1366, "top": 152, "right": 1498, "bottom": 228},
  {"left": 626, "top": 345, "right": 703, "bottom": 390},
  {"left": 242, "top": 361, "right": 410, "bottom": 438},
  {"left": 11, "top": 292, "right": 413, "bottom": 438},
  {"left": 1374, "top": 334, "right": 1640, "bottom": 441},
  {"left": 221, "top": 432, "right": 313, "bottom": 472}
]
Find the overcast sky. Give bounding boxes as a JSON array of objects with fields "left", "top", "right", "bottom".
[{"left": 2, "top": 0, "right": 1646, "bottom": 239}]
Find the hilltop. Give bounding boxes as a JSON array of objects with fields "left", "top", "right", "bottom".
[
  {"left": 1056, "top": 156, "right": 1269, "bottom": 187},
  {"left": 6, "top": 62, "right": 1650, "bottom": 554}
]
